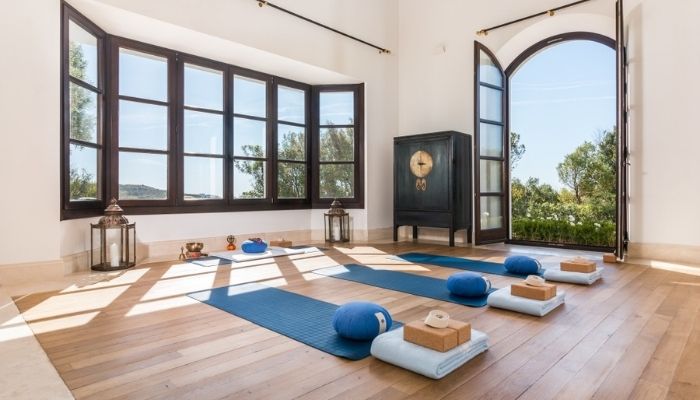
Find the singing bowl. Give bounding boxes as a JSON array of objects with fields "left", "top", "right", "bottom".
[{"left": 185, "top": 242, "right": 204, "bottom": 252}]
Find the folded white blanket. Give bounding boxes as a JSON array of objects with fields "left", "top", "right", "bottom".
[
  {"left": 210, "top": 246, "right": 319, "bottom": 262},
  {"left": 487, "top": 287, "right": 565, "bottom": 317},
  {"left": 543, "top": 266, "right": 604, "bottom": 285},
  {"left": 371, "top": 327, "right": 489, "bottom": 379}
]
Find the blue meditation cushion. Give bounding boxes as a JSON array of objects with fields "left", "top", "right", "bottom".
[
  {"left": 332, "top": 301, "right": 393, "bottom": 341},
  {"left": 446, "top": 272, "right": 492, "bottom": 297},
  {"left": 504, "top": 255, "right": 542, "bottom": 275},
  {"left": 241, "top": 239, "right": 268, "bottom": 253}
]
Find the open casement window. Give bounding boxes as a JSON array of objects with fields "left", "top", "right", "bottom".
[
  {"left": 312, "top": 84, "right": 365, "bottom": 208},
  {"left": 616, "top": 0, "right": 630, "bottom": 259},
  {"left": 474, "top": 42, "right": 508, "bottom": 244},
  {"left": 61, "top": 5, "right": 106, "bottom": 216},
  {"left": 110, "top": 38, "right": 176, "bottom": 207}
]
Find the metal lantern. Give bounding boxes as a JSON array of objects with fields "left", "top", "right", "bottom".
[
  {"left": 324, "top": 199, "right": 350, "bottom": 243},
  {"left": 90, "top": 198, "right": 136, "bottom": 271}
]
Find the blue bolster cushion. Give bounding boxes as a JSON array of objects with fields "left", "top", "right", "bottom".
[
  {"left": 332, "top": 301, "right": 393, "bottom": 341},
  {"left": 504, "top": 255, "right": 542, "bottom": 275},
  {"left": 241, "top": 239, "right": 268, "bottom": 253},
  {"left": 447, "top": 272, "right": 492, "bottom": 297}
]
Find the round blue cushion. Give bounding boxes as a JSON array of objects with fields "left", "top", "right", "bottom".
[
  {"left": 241, "top": 240, "right": 268, "bottom": 253},
  {"left": 504, "top": 255, "right": 541, "bottom": 275},
  {"left": 447, "top": 272, "right": 491, "bottom": 297},
  {"left": 332, "top": 301, "right": 393, "bottom": 341}
]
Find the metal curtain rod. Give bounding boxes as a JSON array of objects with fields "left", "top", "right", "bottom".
[
  {"left": 476, "top": 0, "right": 592, "bottom": 36},
  {"left": 255, "top": 0, "right": 391, "bottom": 54}
]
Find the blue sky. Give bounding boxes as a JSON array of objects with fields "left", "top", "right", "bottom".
[{"left": 510, "top": 40, "right": 616, "bottom": 189}]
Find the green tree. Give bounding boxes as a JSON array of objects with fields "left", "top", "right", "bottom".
[
  {"left": 319, "top": 123, "right": 354, "bottom": 198},
  {"left": 556, "top": 141, "right": 596, "bottom": 204},
  {"left": 234, "top": 145, "right": 266, "bottom": 198},
  {"left": 68, "top": 42, "right": 98, "bottom": 200},
  {"left": 510, "top": 131, "right": 526, "bottom": 171},
  {"left": 277, "top": 129, "right": 306, "bottom": 198}
]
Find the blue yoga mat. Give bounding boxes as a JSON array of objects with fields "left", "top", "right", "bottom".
[
  {"left": 188, "top": 283, "right": 400, "bottom": 360},
  {"left": 397, "top": 252, "right": 541, "bottom": 278},
  {"left": 316, "top": 264, "right": 496, "bottom": 307}
]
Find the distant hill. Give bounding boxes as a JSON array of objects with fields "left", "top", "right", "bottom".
[{"left": 119, "top": 184, "right": 220, "bottom": 200}]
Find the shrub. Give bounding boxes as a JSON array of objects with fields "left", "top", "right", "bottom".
[{"left": 512, "top": 218, "right": 615, "bottom": 247}]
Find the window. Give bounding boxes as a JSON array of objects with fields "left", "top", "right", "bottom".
[
  {"left": 276, "top": 80, "right": 310, "bottom": 201},
  {"left": 60, "top": 5, "right": 363, "bottom": 219},
  {"left": 114, "top": 42, "right": 173, "bottom": 203},
  {"left": 232, "top": 73, "right": 270, "bottom": 200},
  {"left": 182, "top": 60, "right": 226, "bottom": 201},
  {"left": 62, "top": 6, "right": 105, "bottom": 211},
  {"left": 313, "top": 85, "right": 364, "bottom": 207}
]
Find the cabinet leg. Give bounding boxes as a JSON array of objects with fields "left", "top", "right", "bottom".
[
  {"left": 449, "top": 227, "right": 455, "bottom": 247},
  {"left": 467, "top": 227, "right": 473, "bottom": 244},
  {"left": 412, "top": 226, "right": 418, "bottom": 239},
  {"left": 393, "top": 225, "right": 398, "bottom": 242}
]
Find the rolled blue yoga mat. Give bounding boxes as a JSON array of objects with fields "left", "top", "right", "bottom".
[
  {"left": 315, "top": 264, "right": 496, "bottom": 307},
  {"left": 396, "top": 252, "right": 542, "bottom": 278},
  {"left": 188, "top": 283, "right": 401, "bottom": 360}
]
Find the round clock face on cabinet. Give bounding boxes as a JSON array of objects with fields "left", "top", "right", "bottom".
[{"left": 409, "top": 150, "right": 433, "bottom": 178}]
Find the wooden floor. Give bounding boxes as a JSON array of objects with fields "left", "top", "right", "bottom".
[{"left": 13, "top": 242, "right": 700, "bottom": 400}]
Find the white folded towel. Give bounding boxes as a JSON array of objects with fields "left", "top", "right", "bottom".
[
  {"left": 543, "top": 266, "right": 604, "bottom": 285},
  {"left": 210, "top": 246, "right": 319, "bottom": 262},
  {"left": 371, "top": 327, "right": 489, "bottom": 379},
  {"left": 487, "top": 287, "right": 565, "bottom": 317}
]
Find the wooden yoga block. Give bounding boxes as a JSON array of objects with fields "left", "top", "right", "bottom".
[
  {"left": 561, "top": 258, "right": 597, "bottom": 273},
  {"left": 270, "top": 239, "right": 292, "bottom": 247},
  {"left": 603, "top": 253, "right": 618, "bottom": 263},
  {"left": 403, "top": 320, "right": 472, "bottom": 352},
  {"left": 511, "top": 282, "right": 557, "bottom": 301}
]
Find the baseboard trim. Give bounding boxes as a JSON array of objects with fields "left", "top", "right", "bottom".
[{"left": 627, "top": 242, "right": 700, "bottom": 269}]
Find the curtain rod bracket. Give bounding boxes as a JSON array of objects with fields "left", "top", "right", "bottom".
[{"left": 257, "top": 0, "right": 267, "bottom": 7}]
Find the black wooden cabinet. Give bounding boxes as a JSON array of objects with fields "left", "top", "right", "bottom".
[{"left": 393, "top": 131, "right": 472, "bottom": 246}]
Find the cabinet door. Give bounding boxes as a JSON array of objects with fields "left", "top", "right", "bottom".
[{"left": 395, "top": 138, "right": 450, "bottom": 212}]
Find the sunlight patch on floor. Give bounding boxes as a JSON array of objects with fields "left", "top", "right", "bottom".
[
  {"left": 141, "top": 271, "right": 217, "bottom": 301},
  {"left": 651, "top": 260, "right": 700, "bottom": 277},
  {"left": 229, "top": 264, "right": 282, "bottom": 286},
  {"left": 302, "top": 272, "right": 327, "bottom": 281},
  {"left": 335, "top": 246, "right": 387, "bottom": 255},
  {"left": 125, "top": 295, "right": 199, "bottom": 317},
  {"left": 0, "top": 315, "right": 34, "bottom": 342},
  {"left": 350, "top": 254, "right": 415, "bottom": 266},
  {"left": 60, "top": 268, "right": 150, "bottom": 293},
  {"left": 293, "top": 255, "right": 339, "bottom": 273},
  {"left": 30, "top": 311, "right": 100, "bottom": 335},
  {"left": 23, "top": 285, "right": 130, "bottom": 322}
]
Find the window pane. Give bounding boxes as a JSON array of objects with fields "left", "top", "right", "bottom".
[
  {"left": 68, "top": 20, "right": 98, "bottom": 87},
  {"left": 320, "top": 127, "right": 354, "bottom": 162},
  {"left": 480, "top": 160, "right": 502, "bottom": 193},
  {"left": 320, "top": 163, "right": 354, "bottom": 198},
  {"left": 479, "top": 50, "right": 502, "bottom": 87},
  {"left": 184, "top": 156, "right": 223, "bottom": 200},
  {"left": 278, "top": 162, "right": 306, "bottom": 199},
  {"left": 234, "top": 75, "right": 266, "bottom": 117},
  {"left": 119, "top": 48, "right": 167, "bottom": 102},
  {"left": 480, "top": 196, "right": 503, "bottom": 229},
  {"left": 69, "top": 143, "right": 100, "bottom": 201},
  {"left": 319, "top": 91, "right": 354, "bottom": 125},
  {"left": 184, "top": 110, "right": 223, "bottom": 155},
  {"left": 119, "top": 100, "right": 168, "bottom": 150},
  {"left": 184, "top": 64, "right": 223, "bottom": 111},
  {"left": 233, "top": 117, "right": 266, "bottom": 157},
  {"left": 119, "top": 152, "right": 168, "bottom": 200},
  {"left": 233, "top": 160, "right": 266, "bottom": 199},
  {"left": 480, "top": 123, "right": 503, "bottom": 158},
  {"left": 278, "top": 85, "right": 305, "bottom": 124},
  {"left": 69, "top": 82, "right": 99, "bottom": 143},
  {"left": 479, "top": 86, "right": 502, "bottom": 122},
  {"left": 278, "top": 124, "right": 305, "bottom": 161}
]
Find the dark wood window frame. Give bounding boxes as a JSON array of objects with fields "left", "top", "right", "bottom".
[
  {"left": 311, "top": 84, "right": 365, "bottom": 209},
  {"left": 60, "top": 3, "right": 364, "bottom": 220}
]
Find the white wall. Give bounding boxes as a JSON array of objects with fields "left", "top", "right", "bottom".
[
  {"left": 0, "top": 0, "right": 62, "bottom": 265},
  {"left": 0, "top": 0, "right": 398, "bottom": 266}
]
